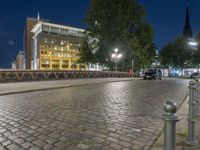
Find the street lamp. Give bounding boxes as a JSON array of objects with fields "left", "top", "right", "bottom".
[
  {"left": 188, "top": 38, "right": 198, "bottom": 49},
  {"left": 189, "top": 41, "right": 198, "bottom": 46},
  {"left": 111, "top": 48, "right": 122, "bottom": 71}
]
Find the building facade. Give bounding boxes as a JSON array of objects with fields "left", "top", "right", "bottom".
[
  {"left": 16, "top": 51, "right": 24, "bottom": 69},
  {"left": 11, "top": 61, "right": 16, "bottom": 70},
  {"left": 23, "top": 18, "right": 41, "bottom": 69},
  {"left": 31, "top": 22, "right": 86, "bottom": 70}
]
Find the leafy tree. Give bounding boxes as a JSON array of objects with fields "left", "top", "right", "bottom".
[
  {"left": 81, "top": 0, "right": 155, "bottom": 71},
  {"left": 160, "top": 36, "right": 192, "bottom": 69},
  {"left": 191, "top": 32, "right": 200, "bottom": 68},
  {"left": 78, "top": 36, "right": 95, "bottom": 66}
]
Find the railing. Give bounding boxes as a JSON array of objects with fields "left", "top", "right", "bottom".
[{"left": 0, "top": 70, "right": 130, "bottom": 82}]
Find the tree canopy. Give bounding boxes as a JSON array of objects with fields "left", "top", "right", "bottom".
[
  {"left": 159, "top": 36, "right": 193, "bottom": 68},
  {"left": 79, "top": 0, "right": 155, "bottom": 71},
  {"left": 78, "top": 36, "right": 95, "bottom": 65},
  {"left": 191, "top": 32, "right": 200, "bottom": 67}
]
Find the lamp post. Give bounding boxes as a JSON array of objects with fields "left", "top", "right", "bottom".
[
  {"left": 131, "top": 59, "right": 134, "bottom": 78},
  {"left": 111, "top": 48, "right": 122, "bottom": 71}
]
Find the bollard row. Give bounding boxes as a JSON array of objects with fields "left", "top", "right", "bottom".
[
  {"left": 194, "top": 78, "right": 200, "bottom": 117},
  {"left": 161, "top": 79, "right": 200, "bottom": 149},
  {"left": 185, "top": 80, "right": 198, "bottom": 145}
]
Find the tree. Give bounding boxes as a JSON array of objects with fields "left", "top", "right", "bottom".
[
  {"left": 81, "top": 0, "right": 155, "bottom": 71},
  {"left": 78, "top": 36, "right": 95, "bottom": 66},
  {"left": 191, "top": 32, "right": 200, "bottom": 68},
  {"left": 160, "top": 36, "right": 192, "bottom": 69}
]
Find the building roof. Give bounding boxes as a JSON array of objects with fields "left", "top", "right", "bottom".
[
  {"left": 31, "top": 21, "right": 85, "bottom": 38},
  {"left": 27, "top": 17, "right": 49, "bottom": 22},
  {"left": 18, "top": 51, "right": 23, "bottom": 54}
]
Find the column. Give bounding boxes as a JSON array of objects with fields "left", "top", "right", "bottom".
[
  {"left": 50, "top": 58, "right": 52, "bottom": 70},
  {"left": 59, "top": 59, "right": 62, "bottom": 70}
]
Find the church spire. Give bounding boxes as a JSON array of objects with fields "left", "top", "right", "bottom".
[
  {"left": 183, "top": 1, "right": 193, "bottom": 38},
  {"left": 37, "top": 11, "right": 40, "bottom": 20}
]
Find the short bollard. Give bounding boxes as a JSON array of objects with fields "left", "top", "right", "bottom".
[
  {"left": 185, "top": 81, "right": 198, "bottom": 145},
  {"left": 161, "top": 100, "right": 181, "bottom": 150},
  {"left": 195, "top": 78, "right": 200, "bottom": 117},
  {"left": 197, "top": 89, "right": 200, "bottom": 117}
]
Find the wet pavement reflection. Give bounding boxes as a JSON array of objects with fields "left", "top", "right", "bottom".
[{"left": 0, "top": 79, "right": 189, "bottom": 150}]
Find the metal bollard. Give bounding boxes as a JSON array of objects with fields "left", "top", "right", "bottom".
[
  {"left": 161, "top": 100, "right": 181, "bottom": 150},
  {"left": 185, "top": 81, "right": 198, "bottom": 145},
  {"left": 195, "top": 78, "right": 200, "bottom": 117}
]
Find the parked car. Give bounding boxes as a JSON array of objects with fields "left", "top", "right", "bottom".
[
  {"left": 190, "top": 73, "right": 200, "bottom": 79},
  {"left": 143, "top": 69, "right": 162, "bottom": 80}
]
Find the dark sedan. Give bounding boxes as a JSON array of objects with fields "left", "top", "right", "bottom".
[
  {"left": 143, "top": 69, "right": 162, "bottom": 80},
  {"left": 190, "top": 73, "right": 200, "bottom": 79}
]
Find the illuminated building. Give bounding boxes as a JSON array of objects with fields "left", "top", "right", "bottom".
[
  {"left": 31, "top": 21, "right": 86, "bottom": 70},
  {"left": 23, "top": 12, "right": 49, "bottom": 69},
  {"left": 11, "top": 61, "right": 16, "bottom": 70},
  {"left": 23, "top": 17, "right": 41, "bottom": 69},
  {"left": 16, "top": 51, "right": 24, "bottom": 69}
]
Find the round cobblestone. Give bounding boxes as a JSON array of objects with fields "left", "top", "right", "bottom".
[{"left": 0, "top": 79, "right": 189, "bottom": 149}]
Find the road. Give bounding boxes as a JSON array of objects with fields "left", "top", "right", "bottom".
[{"left": 0, "top": 78, "right": 189, "bottom": 150}]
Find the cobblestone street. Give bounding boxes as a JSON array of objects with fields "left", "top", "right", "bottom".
[{"left": 0, "top": 79, "right": 189, "bottom": 150}]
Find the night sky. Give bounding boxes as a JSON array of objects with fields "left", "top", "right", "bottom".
[{"left": 0, "top": 0, "right": 199, "bottom": 68}]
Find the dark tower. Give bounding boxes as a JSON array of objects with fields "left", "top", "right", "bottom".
[{"left": 183, "top": 4, "right": 193, "bottom": 38}]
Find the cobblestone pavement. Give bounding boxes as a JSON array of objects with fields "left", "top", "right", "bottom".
[
  {"left": 0, "top": 79, "right": 189, "bottom": 150},
  {"left": 0, "top": 78, "right": 134, "bottom": 95}
]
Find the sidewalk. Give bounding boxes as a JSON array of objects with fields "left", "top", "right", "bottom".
[
  {"left": 0, "top": 78, "right": 136, "bottom": 95},
  {"left": 152, "top": 96, "right": 200, "bottom": 150}
]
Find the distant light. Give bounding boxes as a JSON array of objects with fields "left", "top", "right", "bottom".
[
  {"left": 114, "top": 48, "right": 118, "bottom": 53},
  {"left": 117, "top": 53, "right": 122, "bottom": 58},
  {"left": 111, "top": 54, "right": 116, "bottom": 58},
  {"left": 189, "top": 41, "right": 198, "bottom": 46}
]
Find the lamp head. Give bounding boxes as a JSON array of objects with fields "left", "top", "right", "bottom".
[{"left": 114, "top": 48, "right": 118, "bottom": 53}]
